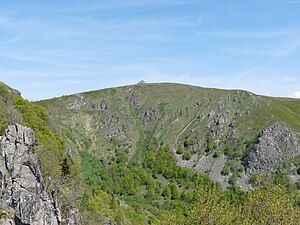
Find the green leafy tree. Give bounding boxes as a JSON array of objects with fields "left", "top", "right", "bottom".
[
  {"left": 170, "top": 184, "right": 180, "bottom": 200},
  {"left": 163, "top": 185, "right": 171, "bottom": 199}
]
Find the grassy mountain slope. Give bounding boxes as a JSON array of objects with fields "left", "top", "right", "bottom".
[
  {"left": 38, "top": 83, "right": 300, "bottom": 175},
  {"left": 37, "top": 82, "right": 300, "bottom": 223}
]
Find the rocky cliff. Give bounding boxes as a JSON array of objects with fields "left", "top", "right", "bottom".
[
  {"left": 246, "top": 122, "right": 300, "bottom": 175},
  {"left": 0, "top": 124, "right": 60, "bottom": 225}
]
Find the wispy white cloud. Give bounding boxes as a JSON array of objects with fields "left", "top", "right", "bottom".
[
  {"left": 291, "top": 91, "right": 300, "bottom": 98},
  {"left": 195, "top": 30, "right": 291, "bottom": 39}
]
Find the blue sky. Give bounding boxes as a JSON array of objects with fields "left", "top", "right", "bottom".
[{"left": 0, "top": 0, "right": 300, "bottom": 100}]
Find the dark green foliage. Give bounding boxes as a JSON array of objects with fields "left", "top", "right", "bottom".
[
  {"left": 296, "top": 179, "right": 300, "bottom": 190},
  {"left": 205, "top": 134, "right": 213, "bottom": 153},
  {"left": 228, "top": 174, "right": 238, "bottom": 185},
  {"left": 176, "top": 146, "right": 184, "bottom": 155},
  {"left": 274, "top": 172, "right": 290, "bottom": 186},
  {"left": 221, "top": 165, "right": 230, "bottom": 176},
  {"left": 183, "top": 137, "right": 191, "bottom": 148},
  {"left": 0, "top": 113, "right": 8, "bottom": 135},
  {"left": 13, "top": 96, "right": 66, "bottom": 180},
  {"left": 0, "top": 84, "right": 10, "bottom": 135},
  {"left": 0, "top": 82, "right": 10, "bottom": 99},
  {"left": 162, "top": 185, "right": 171, "bottom": 199},
  {"left": 182, "top": 151, "right": 192, "bottom": 160},
  {"left": 170, "top": 184, "right": 180, "bottom": 200},
  {"left": 249, "top": 173, "right": 263, "bottom": 187},
  {"left": 213, "top": 151, "right": 221, "bottom": 158},
  {"left": 61, "top": 157, "right": 71, "bottom": 177},
  {"left": 224, "top": 146, "right": 242, "bottom": 160}
]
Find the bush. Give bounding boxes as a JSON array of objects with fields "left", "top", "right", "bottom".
[
  {"left": 221, "top": 165, "right": 230, "bottom": 176},
  {"left": 229, "top": 174, "right": 238, "bottom": 185},
  {"left": 176, "top": 147, "right": 184, "bottom": 155},
  {"left": 249, "top": 173, "right": 263, "bottom": 186},
  {"left": 213, "top": 151, "right": 221, "bottom": 158},
  {"left": 182, "top": 151, "right": 192, "bottom": 161},
  {"left": 184, "top": 137, "right": 191, "bottom": 148}
]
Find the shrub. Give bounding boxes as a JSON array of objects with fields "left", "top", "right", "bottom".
[
  {"left": 221, "top": 165, "right": 230, "bottom": 176},
  {"left": 213, "top": 151, "right": 221, "bottom": 158},
  {"left": 229, "top": 174, "right": 238, "bottom": 185},
  {"left": 176, "top": 147, "right": 184, "bottom": 155},
  {"left": 182, "top": 151, "right": 192, "bottom": 161},
  {"left": 249, "top": 173, "right": 263, "bottom": 186}
]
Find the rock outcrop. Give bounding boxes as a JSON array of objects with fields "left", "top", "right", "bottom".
[
  {"left": 0, "top": 124, "right": 61, "bottom": 225},
  {"left": 67, "top": 209, "right": 83, "bottom": 225},
  {"left": 246, "top": 122, "right": 300, "bottom": 175}
]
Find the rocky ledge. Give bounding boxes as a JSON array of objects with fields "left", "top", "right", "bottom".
[{"left": 0, "top": 124, "right": 60, "bottom": 225}]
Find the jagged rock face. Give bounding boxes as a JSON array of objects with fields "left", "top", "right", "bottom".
[
  {"left": 67, "top": 209, "right": 83, "bottom": 225},
  {"left": 0, "top": 124, "right": 60, "bottom": 225},
  {"left": 246, "top": 122, "right": 300, "bottom": 175}
]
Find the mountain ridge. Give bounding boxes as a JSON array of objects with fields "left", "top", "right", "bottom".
[
  {"left": 1, "top": 80, "right": 300, "bottom": 224},
  {"left": 37, "top": 82, "right": 300, "bottom": 186}
]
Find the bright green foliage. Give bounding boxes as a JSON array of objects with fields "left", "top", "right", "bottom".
[
  {"left": 13, "top": 96, "right": 66, "bottom": 180},
  {"left": 79, "top": 139, "right": 300, "bottom": 224},
  {"left": 249, "top": 173, "right": 264, "bottom": 187},
  {"left": 159, "top": 185, "right": 300, "bottom": 224},
  {"left": 241, "top": 186, "right": 300, "bottom": 224},
  {"left": 80, "top": 142, "right": 218, "bottom": 223},
  {"left": 228, "top": 173, "right": 238, "bottom": 185},
  {"left": 182, "top": 151, "right": 192, "bottom": 160},
  {"left": 213, "top": 150, "right": 221, "bottom": 158},
  {"left": 81, "top": 188, "right": 148, "bottom": 225},
  {"left": 0, "top": 83, "right": 10, "bottom": 134},
  {"left": 170, "top": 184, "right": 180, "bottom": 200},
  {"left": 221, "top": 165, "right": 230, "bottom": 175},
  {"left": 176, "top": 146, "right": 184, "bottom": 155},
  {"left": 162, "top": 185, "right": 171, "bottom": 199},
  {"left": 0, "top": 82, "right": 9, "bottom": 98},
  {"left": 0, "top": 104, "right": 8, "bottom": 135},
  {"left": 183, "top": 137, "right": 191, "bottom": 148}
]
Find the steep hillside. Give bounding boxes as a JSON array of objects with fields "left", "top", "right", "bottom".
[
  {"left": 0, "top": 82, "right": 21, "bottom": 133},
  {"left": 1, "top": 81, "right": 300, "bottom": 224},
  {"left": 39, "top": 83, "right": 300, "bottom": 187}
]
